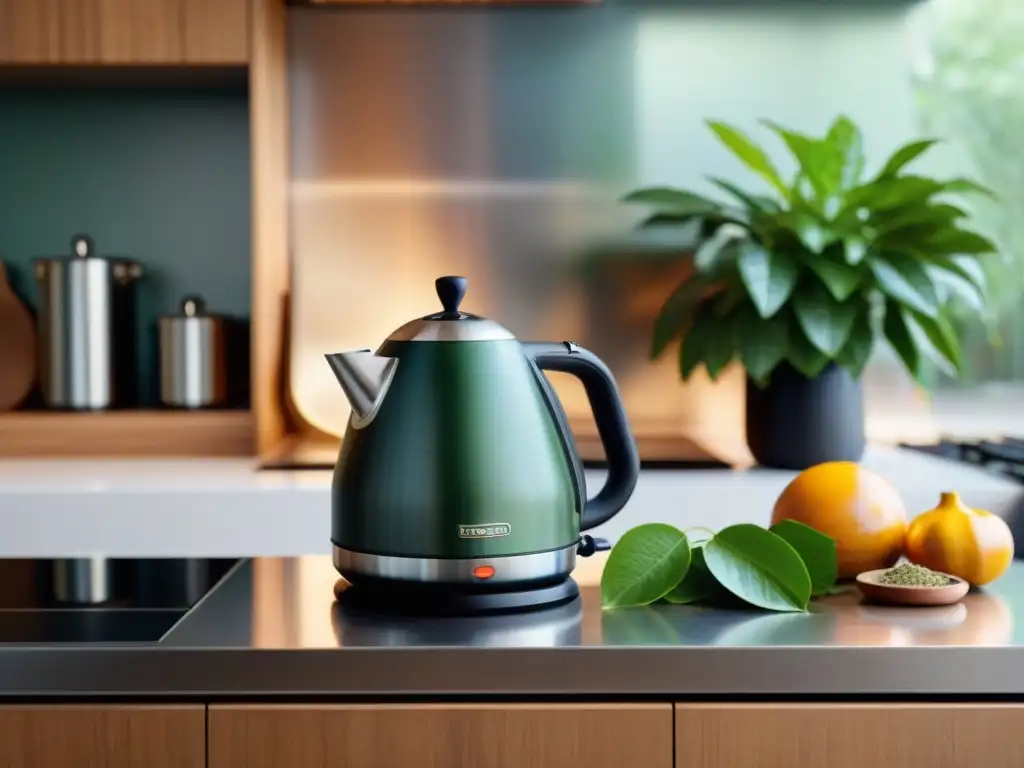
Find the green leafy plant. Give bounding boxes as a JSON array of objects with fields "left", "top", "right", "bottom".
[
  {"left": 600, "top": 520, "right": 837, "bottom": 612},
  {"left": 621, "top": 117, "right": 999, "bottom": 386}
]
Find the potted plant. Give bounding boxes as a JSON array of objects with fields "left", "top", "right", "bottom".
[{"left": 622, "top": 116, "right": 997, "bottom": 470}]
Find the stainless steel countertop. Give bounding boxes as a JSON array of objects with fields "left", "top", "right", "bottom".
[{"left": 2, "top": 554, "right": 1023, "bottom": 698}]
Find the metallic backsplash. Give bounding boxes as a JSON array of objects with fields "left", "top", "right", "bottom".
[{"left": 287, "top": 3, "right": 943, "bottom": 449}]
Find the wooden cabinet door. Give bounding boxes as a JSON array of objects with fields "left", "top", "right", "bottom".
[
  {"left": 0, "top": 0, "right": 61, "bottom": 63},
  {"left": 60, "top": 0, "right": 182, "bottom": 64},
  {"left": 676, "top": 703, "right": 1024, "bottom": 768},
  {"left": 0, "top": 705, "right": 205, "bottom": 768},
  {"left": 183, "top": 0, "right": 249, "bottom": 64},
  {"left": 209, "top": 703, "right": 673, "bottom": 768}
]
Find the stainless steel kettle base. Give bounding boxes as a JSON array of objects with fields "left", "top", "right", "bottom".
[
  {"left": 331, "top": 544, "right": 580, "bottom": 616},
  {"left": 333, "top": 575, "right": 580, "bottom": 617},
  {"left": 332, "top": 544, "right": 577, "bottom": 587}
]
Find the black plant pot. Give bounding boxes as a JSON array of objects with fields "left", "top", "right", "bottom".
[{"left": 745, "top": 362, "right": 866, "bottom": 470}]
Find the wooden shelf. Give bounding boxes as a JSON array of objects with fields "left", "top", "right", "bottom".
[{"left": 0, "top": 410, "right": 254, "bottom": 458}]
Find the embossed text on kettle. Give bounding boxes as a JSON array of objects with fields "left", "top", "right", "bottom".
[{"left": 458, "top": 523, "right": 512, "bottom": 539}]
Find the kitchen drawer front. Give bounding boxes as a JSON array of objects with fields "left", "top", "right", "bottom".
[
  {"left": 676, "top": 703, "right": 1024, "bottom": 768},
  {"left": 0, "top": 704, "right": 205, "bottom": 768},
  {"left": 209, "top": 703, "right": 673, "bottom": 768}
]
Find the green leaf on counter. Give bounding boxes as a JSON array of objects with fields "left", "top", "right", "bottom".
[
  {"left": 663, "top": 546, "right": 716, "bottom": 605},
  {"left": 601, "top": 524, "right": 691, "bottom": 609},
  {"left": 821, "top": 584, "right": 852, "bottom": 596},
  {"left": 768, "top": 520, "right": 838, "bottom": 596},
  {"left": 703, "top": 524, "right": 812, "bottom": 612}
]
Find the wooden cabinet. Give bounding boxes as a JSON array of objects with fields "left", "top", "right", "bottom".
[
  {"left": 0, "top": 705, "right": 205, "bottom": 768},
  {"left": 0, "top": 0, "right": 248, "bottom": 65},
  {"left": 63, "top": 0, "right": 182, "bottom": 64},
  {"left": 6, "top": 701, "right": 1024, "bottom": 766},
  {"left": 0, "top": 0, "right": 60, "bottom": 63},
  {"left": 184, "top": 0, "right": 249, "bottom": 64},
  {"left": 675, "top": 704, "right": 1024, "bottom": 768},
  {"left": 209, "top": 703, "right": 673, "bottom": 768}
]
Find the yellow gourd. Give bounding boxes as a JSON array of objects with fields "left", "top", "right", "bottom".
[{"left": 903, "top": 492, "right": 1015, "bottom": 587}]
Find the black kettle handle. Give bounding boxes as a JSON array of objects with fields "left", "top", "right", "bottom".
[{"left": 523, "top": 341, "right": 640, "bottom": 531}]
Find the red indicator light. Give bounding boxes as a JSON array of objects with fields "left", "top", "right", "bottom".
[{"left": 473, "top": 565, "right": 495, "bottom": 580}]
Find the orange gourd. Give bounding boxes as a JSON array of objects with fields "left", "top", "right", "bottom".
[
  {"left": 904, "top": 492, "right": 1015, "bottom": 587},
  {"left": 771, "top": 461, "right": 907, "bottom": 579}
]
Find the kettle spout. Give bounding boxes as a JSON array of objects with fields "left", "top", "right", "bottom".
[{"left": 325, "top": 350, "right": 399, "bottom": 422}]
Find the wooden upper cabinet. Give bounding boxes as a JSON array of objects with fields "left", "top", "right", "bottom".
[
  {"left": 0, "top": 0, "right": 61, "bottom": 63},
  {"left": 676, "top": 704, "right": 1024, "bottom": 768},
  {"left": 0, "top": 0, "right": 249, "bottom": 65},
  {"left": 307, "top": 0, "right": 597, "bottom": 3},
  {"left": 0, "top": 705, "right": 205, "bottom": 768},
  {"left": 209, "top": 703, "right": 674, "bottom": 768},
  {"left": 62, "top": 0, "right": 183, "bottom": 64},
  {"left": 184, "top": 0, "right": 250, "bottom": 64}
]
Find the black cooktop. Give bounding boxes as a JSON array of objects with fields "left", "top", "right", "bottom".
[
  {"left": 0, "top": 558, "right": 239, "bottom": 645},
  {"left": 901, "top": 437, "right": 1024, "bottom": 483}
]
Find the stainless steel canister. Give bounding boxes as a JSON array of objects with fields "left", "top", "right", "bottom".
[
  {"left": 34, "top": 235, "right": 143, "bottom": 410},
  {"left": 51, "top": 557, "right": 114, "bottom": 605},
  {"left": 159, "top": 295, "right": 227, "bottom": 408}
]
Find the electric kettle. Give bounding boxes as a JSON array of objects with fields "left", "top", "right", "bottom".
[{"left": 325, "top": 275, "right": 640, "bottom": 614}]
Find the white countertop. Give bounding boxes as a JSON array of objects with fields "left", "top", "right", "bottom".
[{"left": 0, "top": 446, "right": 1020, "bottom": 557}]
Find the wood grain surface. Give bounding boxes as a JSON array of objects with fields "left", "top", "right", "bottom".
[
  {"left": 676, "top": 703, "right": 1024, "bottom": 768},
  {"left": 209, "top": 703, "right": 673, "bottom": 768},
  {"left": 0, "top": 705, "right": 205, "bottom": 768}
]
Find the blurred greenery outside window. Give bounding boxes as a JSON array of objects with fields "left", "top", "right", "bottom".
[{"left": 915, "top": 0, "right": 1024, "bottom": 387}]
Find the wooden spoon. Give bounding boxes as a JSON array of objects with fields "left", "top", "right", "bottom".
[{"left": 856, "top": 569, "right": 969, "bottom": 607}]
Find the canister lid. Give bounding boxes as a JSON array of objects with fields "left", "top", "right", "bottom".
[
  {"left": 162, "top": 294, "right": 224, "bottom": 321},
  {"left": 36, "top": 234, "right": 136, "bottom": 265},
  {"left": 180, "top": 295, "right": 207, "bottom": 317},
  {"left": 33, "top": 235, "right": 143, "bottom": 283},
  {"left": 72, "top": 235, "right": 92, "bottom": 258}
]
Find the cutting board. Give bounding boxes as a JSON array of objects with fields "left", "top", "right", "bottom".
[{"left": 0, "top": 262, "right": 36, "bottom": 411}]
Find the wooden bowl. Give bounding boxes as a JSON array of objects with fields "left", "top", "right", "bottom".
[{"left": 855, "top": 569, "right": 970, "bottom": 607}]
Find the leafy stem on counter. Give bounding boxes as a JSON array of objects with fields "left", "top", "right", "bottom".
[{"left": 600, "top": 520, "right": 838, "bottom": 612}]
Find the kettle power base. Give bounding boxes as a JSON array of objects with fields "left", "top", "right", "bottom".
[{"left": 333, "top": 576, "right": 580, "bottom": 617}]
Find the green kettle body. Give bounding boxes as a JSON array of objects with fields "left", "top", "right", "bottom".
[{"left": 327, "top": 276, "right": 640, "bottom": 595}]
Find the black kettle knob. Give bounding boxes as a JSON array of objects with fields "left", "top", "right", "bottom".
[{"left": 435, "top": 276, "right": 468, "bottom": 317}]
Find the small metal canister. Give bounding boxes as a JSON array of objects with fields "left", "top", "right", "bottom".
[
  {"left": 34, "top": 234, "right": 143, "bottom": 410},
  {"left": 159, "top": 295, "right": 227, "bottom": 408}
]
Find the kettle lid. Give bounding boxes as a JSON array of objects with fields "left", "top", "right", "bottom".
[{"left": 388, "top": 276, "right": 515, "bottom": 342}]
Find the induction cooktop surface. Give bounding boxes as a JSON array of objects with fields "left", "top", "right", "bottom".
[{"left": 0, "top": 558, "right": 239, "bottom": 645}]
